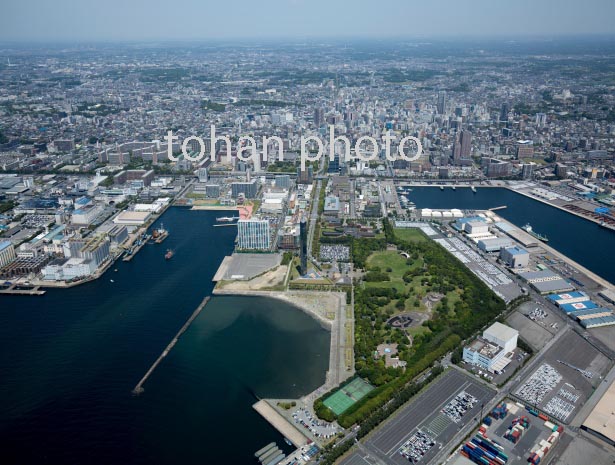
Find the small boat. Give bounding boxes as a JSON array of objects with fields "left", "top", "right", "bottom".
[
  {"left": 284, "top": 438, "right": 293, "bottom": 446},
  {"left": 471, "top": 186, "right": 477, "bottom": 194},
  {"left": 451, "top": 185, "right": 456, "bottom": 190},
  {"left": 110, "top": 279, "right": 114, "bottom": 283},
  {"left": 165, "top": 249, "right": 174, "bottom": 260},
  {"left": 216, "top": 216, "right": 239, "bottom": 222},
  {"left": 522, "top": 223, "right": 549, "bottom": 242},
  {"left": 114, "top": 269, "right": 118, "bottom": 272},
  {"left": 440, "top": 185, "right": 444, "bottom": 191}
]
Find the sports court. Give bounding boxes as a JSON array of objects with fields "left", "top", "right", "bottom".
[{"left": 323, "top": 377, "right": 375, "bottom": 415}]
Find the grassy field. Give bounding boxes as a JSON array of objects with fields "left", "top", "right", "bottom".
[
  {"left": 363, "top": 249, "right": 462, "bottom": 321},
  {"left": 394, "top": 228, "right": 428, "bottom": 243}
]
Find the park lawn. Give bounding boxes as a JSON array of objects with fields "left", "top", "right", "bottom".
[
  {"left": 367, "top": 250, "right": 408, "bottom": 277},
  {"left": 394, "top": 228, "right": 428, "bottom": 243}
]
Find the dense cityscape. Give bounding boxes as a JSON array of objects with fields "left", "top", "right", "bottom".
[{"left": 2, "top": 11, "right": 615, "bottom": 465}]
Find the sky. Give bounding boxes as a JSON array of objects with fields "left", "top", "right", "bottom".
[{"left": 2, "top": 0, "right": 615, "bottom": 42}]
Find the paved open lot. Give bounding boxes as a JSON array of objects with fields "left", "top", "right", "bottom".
[
  {"left": 342, "top": 370, "right": 496, "bottom": 465},
  {"left": 512, "top": 330, "right": 611, "bottom": 424},
  {"left": 213, "top": 252, "right": 281, "bottom": 280},
  {"left": 506, "top": 302, "right": 560, "bottom": 351}
]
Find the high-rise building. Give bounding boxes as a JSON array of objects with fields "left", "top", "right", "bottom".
[
  {"left": 297, "top": 166, "right": 313, "bottom": 184},
  {"left": 437, "top": 91, "right": 447, "bottom": 115},
  {"left": 535, "top": 112, "right": 547, "bottom": 127},
  {"left": 521, "top": 163, "right": 534, "bottom": 180},
  {"left": 516, "top": 141, "right": 534, "bottom": 159},
  {"left": 274, "top": 175, "right": 291, "bottom": 189},
  {"left": 314, "top": 107, "right": 325, "bottom": 127},
  {"left": 231, "top": 180, "right": 258, "bottom": 199},
  {"left": 452, "top": 130, "right": 472, "bottom": 164},
  {"left": 197, "top": 168, "right": 208, "bottom": 183},
  {"left": 237, "top": 219, "right": 270, "bottom": 250},
  {"left": 299, "top": 217, "right": 307, "bottom": 275},
  {"left": 0, "top": 241, "right": 16, "bottom": 269},
  {"left": 500, "top": 103, "right": 510, "bottom": 123}
]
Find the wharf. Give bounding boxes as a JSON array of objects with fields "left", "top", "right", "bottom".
[
  {"left": 153, "top": 230, "right": 169, "bottom": 243},
  {"left": 253, "top": 400, "right": 309, "bottom": 448},
  {"left": 122, "top": 235, "right": 149, "bottom": 262},
  {"left": 0, "top": 284, "right": 45, "bottom": 295},
  {"left": 132, "top": 296, "right": 210, "bottom": 395}
]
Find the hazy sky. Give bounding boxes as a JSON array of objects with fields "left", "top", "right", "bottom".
[{"left": 2, "top": 0, "right": 615, "bottom": 42}]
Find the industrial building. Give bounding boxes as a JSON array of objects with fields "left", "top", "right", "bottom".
[
  {"left": 500, "top": 246, "right": 530, "bottom": 268},
  {"left": 582, "top": 379, "right": 615, "bottom": 446},
  {"left": 237, "top": 219, "right": 270, "bottom": 250},
  {"left": 484, "top": 322, "right": 518, "bottom": 353},
  {"left": 477, "top": 237, "right": 514, "bottom": 253},
  {"left": 462, "top": 322, "right": 518, "bottom": 373},
  {"left": 519, "top": 269, "right": 575, "bottom": 294},
  {"left": 113, "top": 210, "right": 151, "bottom": 226}
]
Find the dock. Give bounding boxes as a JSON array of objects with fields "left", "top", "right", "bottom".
[
  {"left": 0, "top": 284, "right": 46, "bottom": 295},
  {"left": 153, "top": 230, "right": 169, "bottom": 243},
  {"left": 132, "top": 296, "right": 211, "bottom": 395},
  {"left": 122, "top": 235, "right": 150, "bottom": 262},
  {"left": 253, "top": 400, "right": 309, "bottom": 448}
]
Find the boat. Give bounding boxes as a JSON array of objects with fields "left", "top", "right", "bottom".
[
  {"left": 451, "top": 185, "right": 456, "bottom": 190},
  {"left": 440, "top": 185, "right": 444, "bottom": 191},
  {"left": 471, "top": 186, "right": 477, "bottom": 193},
  {"left": 216, "top": 216, "right": 239, "bottom": 222},
  {"left": 114, "top": 268, "right": 118, "bottom": 272},
  {"left": 522, "top": 224, "right": 549, "bottom": 242},
  {"left": 165, "top": 249, "right": 174, "bottom": 260},
  {"left": 284, "top": 438, "right": 293, "bottom": 446},
  {"left": 110, "top": 279, "right": 114, "bottom": 283}
]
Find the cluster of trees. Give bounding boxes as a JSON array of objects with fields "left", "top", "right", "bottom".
[{"left": 315, "top": 224, "right": 507, "bottom": 428}]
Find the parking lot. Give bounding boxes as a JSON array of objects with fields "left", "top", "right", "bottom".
[
  {"left": 319, "top": 244, "right": 350, "bottom": 262},
  {"left": 351, "top": 370, "right": 496, "bottom": 465},
  {"left": 511, "top": 330, "right": 611, "bottom": 424},
  {"left": 432, "top": 236, "right": 523, "bottom": 303},
  {"left": 291, "top": 407, "right": 339, "bottom": 440}
]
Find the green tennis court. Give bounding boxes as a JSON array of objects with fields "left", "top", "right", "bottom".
[{"left": 323, "top": 377, "right": 375, "bottom": 415}]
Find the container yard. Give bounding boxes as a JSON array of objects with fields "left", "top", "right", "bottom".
[{"left": 455, "top": 399, "right": 566, "bottom": 465}]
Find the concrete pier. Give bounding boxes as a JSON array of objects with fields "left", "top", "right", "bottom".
[
  {"left": 0, "top": 284, "right": 46, "bottom": 295},
  {"left": 253, "top": 400, "right": 309, "bottom": 448},
  {"left": 132, "top": 296, "right": 210, "bottom": 395}
]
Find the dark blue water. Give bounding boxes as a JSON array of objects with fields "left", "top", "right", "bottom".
[
  {"left": 407, "top": 187, "right": 615, "bottom": 284},
  {"left": 0, "top": 208, "right": 329, "bottom": 464}
]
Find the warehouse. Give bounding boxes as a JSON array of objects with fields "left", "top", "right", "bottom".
[
  {"left": 500, "top": 246, "right": 529, "bottom": 268},
  {"left": 582, "top": 379, "right": 615, "bottom": 446},
  {"left": 559, "top": 300, "right": 599, "bottom": 314},
  {"left": 547, "top": 291, "right": 589, "bottom": 306},
  {"left": 113, "top": 211, "right": 151, "bottom": 225},
  {"left": 580, "top": 315, "right": 615, "bottom": 329},
  {"left": 519, "top": 269, "right": 575, "bottom": 294},
  {"left": 477, "top": 237, "right": 513, "bottom": 252}
]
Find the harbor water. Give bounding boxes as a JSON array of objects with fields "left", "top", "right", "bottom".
[{"left": 0, "top": 208, "right": 329, "bottom": 464}]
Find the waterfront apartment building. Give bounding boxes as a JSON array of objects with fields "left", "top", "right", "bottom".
[
  {"left": 0, "top": 241, "right": 17, "bottom": 269},
  {"left": 237, "top": 219, "right": 270, "bottom": 250}
]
